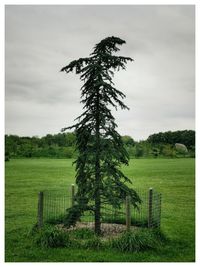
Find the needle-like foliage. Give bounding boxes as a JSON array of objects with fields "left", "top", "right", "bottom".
[{"left": 61, "top": 36, "right": 141, "bottom": 234}]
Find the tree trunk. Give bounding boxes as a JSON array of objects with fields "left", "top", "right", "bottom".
[{"left": 94, "top": 89, "right": 101, "bottom": 235}]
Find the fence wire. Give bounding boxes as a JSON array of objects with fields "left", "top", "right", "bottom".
[{"left": 41, "top": 186, "right": 162, "bottom": 228}]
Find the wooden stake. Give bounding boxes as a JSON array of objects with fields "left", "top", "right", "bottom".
[
  {"left": 71, "top": 184, "right": 75, "bottom": 207},
  {"left": 148, "top": 188, "right": 153, "bottom": 228},
  {"left": 37, "top": 191, "right": 44, "bottom": 229},
  {"left": 126, "top": 195, "right": 131, "bottom": 231}
]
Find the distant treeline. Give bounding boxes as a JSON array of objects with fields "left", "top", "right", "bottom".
[{"left": 5, "top": 130, "right": 195, "bottom": 160}]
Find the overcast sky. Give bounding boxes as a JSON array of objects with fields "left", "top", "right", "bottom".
[{"left": 5, "top": 5, "right": 195, "bottom": 140}]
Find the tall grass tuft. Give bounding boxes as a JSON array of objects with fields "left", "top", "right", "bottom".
[
  {"left": 32, "top": 224, "right": 71, "bottom": 248},
  {"left": 84, "top": 236, "right": 103, "bottom": 250},
  {"left": 110, "top": 228, "right": 165, "bottom": 252},
  {"left": 71, "top": 228, "right": 95, "bottom": 239}
]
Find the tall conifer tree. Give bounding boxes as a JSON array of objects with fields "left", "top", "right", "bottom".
[{"left": 61, "top": 36, "right": 141, "bottom": 235}]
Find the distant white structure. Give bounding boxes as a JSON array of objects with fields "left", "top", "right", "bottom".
[{"left": 175, "top": 143, "right": 188, "bottom": 153}]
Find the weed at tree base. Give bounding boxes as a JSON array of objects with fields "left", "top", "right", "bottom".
[
  {"left": 31, "top": 224, "right": 72, "bottom": 248},
  {"left": 109, "top": 228, "right": 166, "bottom": 252},
  {"left": 29, "top": 223, "right": 166, "bottom": 253}
]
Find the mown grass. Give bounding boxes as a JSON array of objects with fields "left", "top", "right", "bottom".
[{"left": 5, "top": 158, "right": 195, "bottom": 262}]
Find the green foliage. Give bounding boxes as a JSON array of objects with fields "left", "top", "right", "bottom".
[
  {"left": 102, "top": 217, "right": 148, "bottom": 227},
  {"left": 71, "top": 228, "right": 95, "bottom": 239},
  {"left": 5, "top": 133, "right": 77, "bottom": 158},
  {"left": 161, "top": 144, "right": 176, "bottom": 158},
  {"left": 63, "top": 205, "right": 85, "bottom": 227},
  {"left": 5, "top": 151, "right": 10, "bottom": 161},
  {"left": 134, "top": 144, "right": 144, "bottom": 158},
  {"left": 152, "top": 148, "right": 159, "bottom": 158},
  {"left": 122, "top": 135, "right": 135, "bottom": 146},
  {"left": 5, "top": 129, "right": 195, "bottom": 159},
  {"left": 84, "top": 236, "right": 103, "bottom": 250},
  {"left": 61, "top": 36, "right": 141, "bottom": 233},
  {"left": 125, "top": 145, "right": 135, "bottom": 158},
  {"left": 147, "top": 130, "right": 195, "bottom": 149},
  {"left": 46, "top": 214, "right": 66, "bottom": 225},
  {"left": 110, "top": 229, "right": 165, "bottom": 252},
  {"left": 32, "top": 224, "right": 71, "bottom": 248},
  {"left": 188, "top": 145, "right": 195, "bottom": 158}
]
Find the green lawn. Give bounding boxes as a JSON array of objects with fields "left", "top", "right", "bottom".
[{"left": 5, "top": 158, "right": 195, "bottom": 262}]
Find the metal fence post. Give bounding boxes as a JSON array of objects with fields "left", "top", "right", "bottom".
[
  {"left": 71, "top": 184, "right": 75, "bottom": 207},
  {"left": 37, "top": 191, "right": 44, "bottom": 228},
  {"left": 126, "top": 195, "right": 131, "bottom": 231},
  {"left": 148, "top": 188, "right": 153, "bottom": 228}
]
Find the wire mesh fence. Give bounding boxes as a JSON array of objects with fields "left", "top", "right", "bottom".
[{"left": 38, "top": 185, "right": 162, "bottom": 229}]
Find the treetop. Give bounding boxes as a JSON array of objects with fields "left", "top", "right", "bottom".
[{"left": 60, "top": 36, "right": 133, "bottom": 75}]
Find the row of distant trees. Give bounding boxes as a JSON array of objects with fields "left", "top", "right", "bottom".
[{"left": 5, "top": 130, "right": 195, "bottom": 160}]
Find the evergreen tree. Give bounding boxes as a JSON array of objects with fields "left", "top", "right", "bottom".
[{"left": 61, "top": 36, "right": 141, "bottom": 234}]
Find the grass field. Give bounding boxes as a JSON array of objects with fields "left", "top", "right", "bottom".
[{"left": 5, "top": 158, "right": 195, "bottom": 262}]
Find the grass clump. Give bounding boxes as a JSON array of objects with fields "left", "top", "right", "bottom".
[
  {"left": 46, "top": 214, "right": 65, "bottom": 225},
  {"left": 29, "top": 223, "right": 166, "bottom": 252},
  {"left": 29, "top": 224, "right": 102, "bottom": 250},
  {"left": 71, "top": 228, "right": 95, "bottom": 239},
  {"left": 84, "top": 236, "right": 103, "bottom": 250},
  {"left": 110, "top": 228, "right": 165, "bottom": 252},
  {"left": 32, "top": 224, "right": 71, "bottom": 248},
  {"left": 68, "top": 228, "right": 102, "bottom": 250}
]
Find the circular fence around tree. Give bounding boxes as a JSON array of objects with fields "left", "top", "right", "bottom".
[{"left": 37, "top": 186, "right": 162, "bottom": 230}]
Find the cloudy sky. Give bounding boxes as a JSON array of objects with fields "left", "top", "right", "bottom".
[{"left": 5, "top": 5, "right": 195, "bottom": 141}]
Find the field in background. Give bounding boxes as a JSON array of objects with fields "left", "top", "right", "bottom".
[{"left": 5, "top": 158, "right": 195, "bottom": 262}]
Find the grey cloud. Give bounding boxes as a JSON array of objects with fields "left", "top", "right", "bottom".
[{"left": 5, "top": 5, "right": 195, "bottom": 140}]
